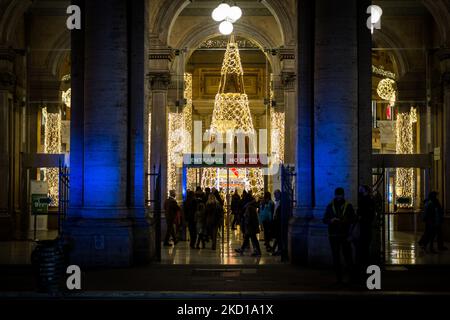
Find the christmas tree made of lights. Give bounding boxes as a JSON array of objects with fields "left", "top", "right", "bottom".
[{"left": 201, "top": 35, "right": 264, "bottom": 195}]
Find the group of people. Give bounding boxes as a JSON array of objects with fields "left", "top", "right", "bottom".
[
  {"left": 323, "top": 186, "right": 378, "bottom": 285},
  {"left": 163, "top": 187, "right": 283, "bottom": 257},
  {"left": 323, "top": 186, "right": 449, "bottom": 285},
  {"left": 164, "top": 187, "right": 224, "bottom": 250},
  {"left": 232, "top": 190, "right": 282, "bottom": 257}
]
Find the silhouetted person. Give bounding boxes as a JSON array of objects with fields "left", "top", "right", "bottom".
[
  {"left": 323, "top": 187, "right": 356, "bottom": 284},
  {"left": 184, "top": 190, "right": 197, "bottom": 249},
  {"left": 235, "top": 200, "right": 261, "bottom": 256},
  {"left": 205, "top": 194, "right": 222, "bottom": 250},
  {"left": 164, "top": 190, "right": 180, "bottom": 246},
  {"left": 419, "top": 191, "right": 448, "bottom": 253},
  {"left": 271, "top": 189, "right": 282, "bottom": 256},
  {"left": 195, "top": 199, "right": 207, "bottom": 249},
  {"left": 231, "top": 190, "right": 241, "bottom": 230},
  {"left": 205, "top": 187, "right": 211, "bottom": 203},
  {"left": 259, "top": 191, "right": 275, "bottom": 252},
  {"left": 355, "top": 185, "right": 376, "bottom": 280}
]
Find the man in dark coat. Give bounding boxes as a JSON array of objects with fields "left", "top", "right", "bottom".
[
  {"left": 323, "top": 187, "right": 357, "bottom": 283},
  {"left": 235, "top": 200, "right": 261, "bottom": 256},
  {"left": 355, "top": 185, "right": 376, "bottom": 280},
  {"left": 419, "top": 191, "right": 448, "bottom": 252},
  {"left": 184, "top": 190, "right": 198, "bottom": 249},
  {"left": 163, "top": 190, "right": 180, "bottom": 246}
]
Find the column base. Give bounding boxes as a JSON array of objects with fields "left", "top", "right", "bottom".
[
  {"left": 0, "top": 215, "right": 13, "bottom": 240},
  {"left": 132, "top": 217, "right": 156, "bottom": 265},
  {"left": 289, "top": 213, "right": 333, "bottom": 267},
  {"left": 64, "top": 218, "right": 134, "bottom": 267}
]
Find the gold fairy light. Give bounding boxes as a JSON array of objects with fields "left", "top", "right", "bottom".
[
  {"left": 167, "top": 73, "right": 195, "bottom": 194},
  {"left": 395, "top": 107, "right": 417, "bottom": 207},
  {"left": 377, "top": 78, "right": 397, "bottom": 105},
  {"left": 201, "top": 35, "right": 264, "bottom": 195},
  {"left": 62, "top": 88, "right": 71, "bottom": 108},
  {"left": 42, "top": 107, "right": 61, "bottom": 206},
  {"left": 271, "top": 111, "right": 285, "bottom": 163}
]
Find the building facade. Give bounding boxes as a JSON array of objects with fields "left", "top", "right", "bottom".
[{"left": 0, "top": 0, "right": 449, "bottom": 267}]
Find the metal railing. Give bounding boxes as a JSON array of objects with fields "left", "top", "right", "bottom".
[
  {"left": 58, "top": 161, "right": 69, "bottom": 236},
  {"left": 146, "top": 165, "right": 162, "bottom": 261},
  {"left": 281, "top": 165, "right": 296, "bottom": 262}
]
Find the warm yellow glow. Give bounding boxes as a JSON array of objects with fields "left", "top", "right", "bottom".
[
  {"left": 210, "top": 93, "right": 254, "bottom": 134},
  {"left": 396, "top": 107, "right": 417, "bottom": 207},
  {"left": 62, "top": 88, "right": 71, "bottom": 108},
  {"left": 167, "top": 73, "right": 195, "bottom": 194},
  {"left": 42, "top": 107, "right": 61, "bottom": 206},
  {"left": 271, "top": 111, "right": 285, "bottom": 163},
  {"left": 201, "top": 36, "right": 263, "bottom": 195},
  {"left": 168, "top": 112, "right": 188, "bottom": 193},
  {"left": 377, "top": 78, "right": 396, "bottom": 105}
]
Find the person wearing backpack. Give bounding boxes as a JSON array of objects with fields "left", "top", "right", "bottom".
[{"left": 323, "top": 187, "right": 357, "bottom": 284}]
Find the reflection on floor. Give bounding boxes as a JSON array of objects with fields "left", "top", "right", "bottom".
[
  {"left": 2, "top": 229, "right": 450, "bottom": 266},
  {"left": 386, "top": 231, "right": 450, "bottom": 265},
  {"left": 161, "top": 228, "right": 283, "bottom": 265},
  {"left": 0, "top": 230, "right": 58, "bottom": 265}
]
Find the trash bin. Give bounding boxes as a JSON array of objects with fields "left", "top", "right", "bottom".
[{"left": 31, "top": 239, "right": 65, "bottom": 294}]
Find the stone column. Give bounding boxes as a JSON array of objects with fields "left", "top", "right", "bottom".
[
  {"left": 314, "top": 0, "right": 358, "bottom": 211},
  {"left": 148, "top": 48, "right": 173, "bottom": 205},
  {"left": 290, "top": 0, "right": 359, "bottom": 266},
  {"left": 148, "top": 72, "right": 170, "bottom": 203},
  {"left": 358, "top": 0, "right": 373, "bottom": 187},
  {"left": 129, "top": 0, "right": 153, "bottom": 264},
  {"left": 439, "top": 50, "right": 450, "bottom": 215},
  {"left": 67, "top": 0, "right": 133, "bottom": 267},
  {"left": 289, "top": 0, "right": 314, "bottom": 264},
  {"left": 0, "top": 47, "right": 15, "bottom": 238},
  {"left": 278, "top": 49, "right": 296, "bottom": 165}
]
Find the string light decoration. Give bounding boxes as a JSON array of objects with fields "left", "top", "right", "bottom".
[
  {"left": 269, "top": 73, "right": 285, "bottom": 164},
  {"left": 271, "top": 111, "right": 285, "bottom": 163},
  {"left": 62, "top": 88, "right": 71, "bottom": 108},
  {"left": 167, "top": 73, "right": 195, "bottom": 194},
  {"left": 42, "top": 107, "right": 61, "bottom": 206},
  {"left": 377, "top": 78, "right": 397, "bottom": 105},
  {"left": 201, "top": 36, "right": 264, "bottom": 195},
  {"left": 395, "top": 107, "right": 417, "bottom": 207}
]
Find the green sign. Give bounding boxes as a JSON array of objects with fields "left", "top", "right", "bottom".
[{"left": 31, "top": 194, "right": 49, "bottom": 215}]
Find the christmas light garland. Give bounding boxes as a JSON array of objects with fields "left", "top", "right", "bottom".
[
  {"left": 201, "top": 36, "right": 264, "bottom": 196},
  {"left": 395, "top": 107, "right": 417, "bottom": 207},
  {"left": 42, "top": 107, "right": 61, "bottom": 206}
]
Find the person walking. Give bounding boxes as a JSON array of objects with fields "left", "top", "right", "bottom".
[
  {"left": 271, "top": 189, "right": 282, "bottom": 256},
  {"left": 355, "top": 185, "right": 376, "bottom": 281},
  {"left": 259, "top": 191, "right": 275, "bottom": 252},
  {"left": 235, "top": 199, "right": 262, "bottom": 257},
  {"left": 231, "top": 190, "right": 241, "bottom": 230},
  {"left": 205, "top": 193, "right": 222, "bottom": 250},
  {"left": 323, "top": 187, "right": 357, "bottom": 284},
  {"left": 419, "top": 191, "right": 448, "bottom": 253},
  {"left": 195, "top": 199, "right": 207, "bottom": 249},
  {"left": 184, "top": 190, "right": 198, "bottom": 249},
  {"left": 163, "top": 190, "right": 180, "bottom": 247}
]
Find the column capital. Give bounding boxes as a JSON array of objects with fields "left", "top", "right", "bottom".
[
  {"left": 148, "top": 72, "right": 171, "bottom": 91},
  {"left": 0, "top": 47, "right": 16, "bottom": 91},
  {"left": 0, "top": 72, "right": 16, "bottom": 91},
  {"left": 281, "top": 71, "right": 296, "bottom": 90},
  {"left": 0, "top": 46, "right": 15, "bottom": 62},
  {"left": 438, "top": 49, "right": 450, "bottom": 89},
  {"left": 277, "top": 48, "right": 296, "bottom": 61},
  {"left": 149, "top": 48, "right": 176, "bottom": 62}
]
